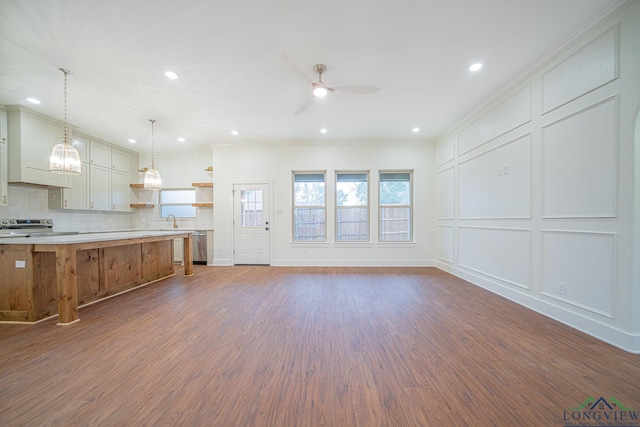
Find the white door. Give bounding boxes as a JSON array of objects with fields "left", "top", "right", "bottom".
[{"left": 233, "top": 183, "right": 270, "bottom": 265}]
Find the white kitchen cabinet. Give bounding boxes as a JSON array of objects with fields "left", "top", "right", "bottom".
[
  {"left": 48, "top": 162, "right": 90, "bottom": 210},
  {"left": 90, "top": 141, "right": 111, "bottom": 168},
  {"left": 47, "top": 135, "right": 90, "bottom": 210},
  {"left": 90, "top": 164, "right": 111, "bottom": 211},
  {"left": 112, "top": 169, "right": 130, "bottom": 211},
  {"left": 0, "top": 106, "right": 7, "bottom": 206},
  {"left": 112, "top": 149, "right": 130, "bottom": 172},
  {"left": 5, "top": 105, "right": 71, "bottom": 187},
  {"left": 89, "top": 140, "right": 131, "bottom": 212}
]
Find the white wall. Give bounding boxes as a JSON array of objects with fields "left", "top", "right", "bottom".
[
  {"left": 435, "top": 2, "right": 640, "bottom": 353},
  {"left": 134, "top": 150, "right": 213, "bottom": 231},
  {"left": 212, "top": 142, "right": 435, "bottom": 266}
]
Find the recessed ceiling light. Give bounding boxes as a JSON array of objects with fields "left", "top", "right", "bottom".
[
  {"left": 469, "top": 63, "right": 483, "bottom": 72},
  {"left": 26, "top": 97, "right": 40, "bottom": 104},
  {"left": 165, "top": 70, "right": 179, "bottom": 80},
  {"left": 128, "top": 139, "right": 136, "bottom": 143},
  {"left": 320, "top": 128, "right": 328, "bottom": 134},
  {"left": 412, "top": 127, "right": 420, "bottom": 133},
  {"left": 231, "top": 130, "right": 239, "bottom": 136},
  {"left": 177, "top": 137, "right": 186, "bottom": 142}
]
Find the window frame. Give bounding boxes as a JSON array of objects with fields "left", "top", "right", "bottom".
[
  {"left": 159, "top": 188, "right": 197, "bottom": 219},
  {"left": 292, "top": 171, "right": 327, "bottom": 242},
  {"left": 378, "top": 170, "right": 413, "bottom": 242},
  {"left": 335, "top": 171, "right": 370, "bottom": 242}
]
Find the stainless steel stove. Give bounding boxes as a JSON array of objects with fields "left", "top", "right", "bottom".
[{"left": 0, "top": 219, "right": 75, "bottom": 238}]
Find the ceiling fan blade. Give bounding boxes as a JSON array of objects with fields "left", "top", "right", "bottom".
[
  {"left": 333, "top": 85, "right": 380, "bottom": 94},
  {"left": 294, "top": 98, "right": 314, "bottom": 116},
  {"left": 281, "top": 49, "right": 315, "bottom": 84}
]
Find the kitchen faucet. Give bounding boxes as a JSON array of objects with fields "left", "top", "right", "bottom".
[{"left": 167, "top": 214, "right": 178, "bottom": 229}]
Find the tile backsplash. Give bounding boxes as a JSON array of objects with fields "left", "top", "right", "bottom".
[{"left": 1, "top": 185, "right": 213, "bottom": 232}]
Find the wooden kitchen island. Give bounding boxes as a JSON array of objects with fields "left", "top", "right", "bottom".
[{"left": 0, "top": 230, "right": 193, "bottom": 324}]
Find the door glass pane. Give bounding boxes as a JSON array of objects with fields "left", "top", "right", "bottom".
[{"left": 241, "top": 190, "right": 263, "bottom": 227}]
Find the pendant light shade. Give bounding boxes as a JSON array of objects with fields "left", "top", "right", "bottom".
[
  {"left": 143, "top": 119, "right": 162, "bottom": 190},
  {"left": 50, "top": 68, "right": 81, "bottom": 175},
  {"left": 143, "top": 166, "right": 162, "bottom": 189},
  {"left": 49, "top": 141, "right": 81, "bottom": 174}
]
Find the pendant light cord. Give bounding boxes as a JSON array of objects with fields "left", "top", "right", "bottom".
[
  {"left": 59, "top": 68, "right": 71, "bottom": 145},
  {"left": 149, "top": 119, "right": 156, "bottom": 168}
]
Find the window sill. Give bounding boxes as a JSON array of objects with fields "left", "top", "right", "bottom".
[
  {"left": 290, "top": 241, "right": 330, "bottom": 247},
  {"left": 333, "top": 242, "right": 374, "bottom": 248},
  {"left": 376, "top": 241, "right": 417, "bottom": 247}
]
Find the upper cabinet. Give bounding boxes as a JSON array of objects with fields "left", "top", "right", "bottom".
[
  {"left": 47, "top": 132, "right": 137, "bottom": 212},
  {"left": 5, "top": 105, "right": 71, "bottom": 187},
  {"left": 89, "top": 140, "right": 131, "bottom": 212},
  {"left": 89, "top": 140, "right": 111, "bottom": 167},
  {"left": 0, "top": 106, "right": 8, "bottom": 206},
  {"left": 47, "top": 134, "right": 90, "bottom": 210}
]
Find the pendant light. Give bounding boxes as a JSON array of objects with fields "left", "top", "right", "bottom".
[
  {"left": 49, "top": 68, "right": 81, "bottom": 175},
  {"left": 143, "top": 119, "right": 162, "bottom": 190}
]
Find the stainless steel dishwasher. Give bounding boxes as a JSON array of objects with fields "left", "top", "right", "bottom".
[{"left": 192, "top": 230, "right": 207, "bottom": 264}]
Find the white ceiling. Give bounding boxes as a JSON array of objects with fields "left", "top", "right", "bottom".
[{"left": 0, "top": 0, "right": 623, "bottom": 152}]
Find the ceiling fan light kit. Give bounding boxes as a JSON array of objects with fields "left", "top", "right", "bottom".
[{"left": 282, "top": 50, "right": 380, "bottom": 115}]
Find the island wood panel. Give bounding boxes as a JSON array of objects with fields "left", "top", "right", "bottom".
[
  {"left": 0, "top": 245, "right": 31, "bottom": 321},
  {"left": 33, "top": 252, "right": 58, "bottom": 319},
  {"left": 34, "top": 249, "right": 103, "bottom": 317},
  {"left": 141, "top": 240, "right": 174, "bottom": 282},
  {"left": 1, "top": 233, "right": 193, "bottom": 323},
  {"left": 77, "top": 249, "right": 100, "bottom": 304},
  {"left": 55, "top": 244, "right": 79, "bottom": 324},
  {"left": 100, "top": 244, "right": 144, "bottom": 295}
]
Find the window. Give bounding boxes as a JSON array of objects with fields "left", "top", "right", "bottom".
[
  {"left": 336, "top": 172, "right": 369, "bottom": 241},
  {"left": 379, "top": 172, "right": 412, "bottom": 241},
  {"left": 239, "top": 189, "right": 264, "bottom": 226},
  {"left": 159, "top": 189, "right": 196, "bottom": 218},
  {"left": 293, "top": 172, "right": 325, "bottom": 241}
]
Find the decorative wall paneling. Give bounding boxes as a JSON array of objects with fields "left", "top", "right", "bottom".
[
  {"left": 458, "top": 85, "right": 531, "bottom": 156},
  {"left": 458, "top": 133, "right": 532, "bottom": 219},
  {"left": 541, "top": 96, "right": 617, "bottom": 218},
  {"left": 436, "top": 135, "right": 455, "bottom": 166},
  {"left": 541, "top": 26, "right": 618, "bottom": 113},
  {"left": 436, "top": 225, "right": 455, "bottom": 263},
  {"left": 457, "top": 226, "right": 531, "bottom": 289},
  {"left": 540, "top": 230, "right": 615, "bottom": 317},
  {"left": 434, "top": 8, "right": 639, "bottom": 353},
  {"left": 436, "top": 166, "right": 455, "bottom": 219}
]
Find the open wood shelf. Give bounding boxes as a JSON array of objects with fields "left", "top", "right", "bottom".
[
  {"left": 130, "top": 183, "right": 146, "bottom": 188},
  {"left": 192, "top": 182, "right": 213, "bottom": 187},
  {"left": 130, "top": 203, "right": 155, "bottom": 208},
  {"left": 191, "top": 203, "right": 213, "bottom": 207}
]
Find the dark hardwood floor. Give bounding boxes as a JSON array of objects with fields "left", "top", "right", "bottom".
[{"left": 0, "top": 266, "right": 638, "bottom": 426}]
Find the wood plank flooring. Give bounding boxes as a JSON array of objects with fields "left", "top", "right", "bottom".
[{"left": 0, "top": 266, "right": 638, "bottom": 426}]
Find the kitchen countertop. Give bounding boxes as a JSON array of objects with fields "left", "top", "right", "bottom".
[{"left": 0, "top": 229, "right": 192, "bottom": 245}]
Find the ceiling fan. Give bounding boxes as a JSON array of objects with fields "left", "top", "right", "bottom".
[{"left": 282, "top": 50, "right": 380, "bottom": 115}]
